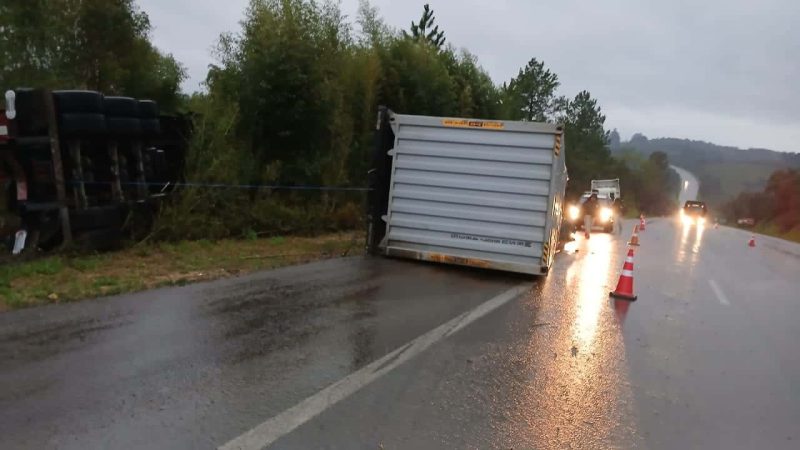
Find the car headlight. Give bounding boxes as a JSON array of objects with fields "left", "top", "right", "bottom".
[
  {"left": 568, "top": 205, "right": 580, "bottom": 221},
  {"left": 600, "top": 207, "right": 612, "bottom": 222}
]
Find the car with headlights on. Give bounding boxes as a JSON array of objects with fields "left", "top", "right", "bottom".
[
  {"left": 680, "top": 200, "right": 708, "bottom": 225},
  {"left": 567, "top": 193, "right": 616, "bottom": 233}
]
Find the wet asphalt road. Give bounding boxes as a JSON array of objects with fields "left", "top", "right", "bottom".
[
  {"left": 671, "top": 165, "right": 699, "bottom": 202},
  {"left": 0, "top": 258, "right": 521, "bottom": 449},
  {"left": 269, "top": 221, "right": 800, "bottom": 450},
  {"left": 3, "top": 197, "right": 800, "bottom": 447}
]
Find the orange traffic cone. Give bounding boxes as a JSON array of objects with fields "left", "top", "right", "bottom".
[
  {"left": 639, "top": 215, "right": 646, "bottom": 231},
  {"left": 748, "top": 235, "right": 756, "bottom": 247},
  {"left": 610, "top": 248, "right": 638, "bottom": 301},
  {"left": 628, "top": 225, "right": 641, "bottom": 246}
]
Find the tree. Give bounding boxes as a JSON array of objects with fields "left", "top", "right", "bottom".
[
  {"left": 563, "top": 91, "right": 607, "bottom": 140},
  {"left": 378, "top": 38, "right": 455, "bottom": 115},
  {"left": 403, "top": 4, "right": 445, "bottom": 49},
  {"left": 0, "top": 0, "right": 186, "bottom": 111},
  {"left": 609, "top": 129, "right": 621, "bottom": 150},
  {"left": 561, "top": 90, "right": 612, "bottom": 196},
  {"left": 214, "top": 0, "right": 354, "bottom": 185},
  {"left": 630, "top": 133, "right": 648, "bottom": 145},
  {"left": 765, "top": 169, "right": 800, "bottom": 230},
  {"left": 649, "top": 151, "right": 669, "bottom": 171},
  {"left": 502, "top": 58, "right": 562, "bottom": 122},
  {"left": 439, "top": 48, "right": 501, "bottom": 118},
  {"left": 357, "top": 0, "right": 390, "bottom": 47}
]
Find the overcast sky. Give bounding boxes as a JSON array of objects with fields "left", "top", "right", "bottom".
[{"left": 138, "top": 0, "right": 800, "bottom": 152}]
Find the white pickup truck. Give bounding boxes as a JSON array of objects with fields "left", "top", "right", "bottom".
[
  {"left": 590, "top": 178, "right": 621, "bottom": 200},
  {"left": 566, "top": 179, "right": 621, "bottom": 233}
]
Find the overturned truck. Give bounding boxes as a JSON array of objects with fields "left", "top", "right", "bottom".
[
  {"left": 367, "top": 108, "right": 567, "bottom": 275},
  {"left": 0, "top": 89, "right": 188, "bottom": 253}
]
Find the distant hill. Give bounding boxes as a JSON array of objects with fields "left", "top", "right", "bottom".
[{"left": 611, "top": 132, "right": 800, "bottom": 205}]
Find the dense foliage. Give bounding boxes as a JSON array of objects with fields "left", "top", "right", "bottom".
[
  {"left": 0, "top": 0, "right": 186, "bottom": 111},
  {"left": 723, "top": 169, "right": 800, "bottom": 234},
  {"left": 155, "top": 0, "right": 681, "bottom": 237},
  {"left": 1, "top": 0, "right": 681, "bottom": 239}
]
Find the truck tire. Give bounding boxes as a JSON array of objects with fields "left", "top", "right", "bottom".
[
  {"left": 140, "top": 118, "right": 161, "bottom": 135},
  {"left": 69, "top": 205, "right": 125, "bottom": 230},
  {"left": 104, "top": 96, "right": 139, "bottom": 117},
  {"left": 74, "top": 227, "right": 123, "bottom": 252},
  {"left": 138, "top": 100, "right": 159, "bottom": 118},
  {"left": 59, "top": 113, "right": 106, "bottom": 135},
  {"left": 53, "top": 90, "right": 103, "bottom": 114},
  {"left": 12, "top": 88, "right": 50, "bottom": 136},
  {"left": 106, "top": 117, "right": 141, "bottom": 135}
]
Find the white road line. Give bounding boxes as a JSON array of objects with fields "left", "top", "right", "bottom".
[
  {"left": 218, "top": 283, "right": 531, "bottom": 450},
  {"left": 709, "top": 279, "right": 731, "bottom": 306}
]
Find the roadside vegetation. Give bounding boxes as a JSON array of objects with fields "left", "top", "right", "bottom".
[
  {"left": 0, "top": 232, "right": 360, "bottom": 310},
  {"left": 722, "top": 169, "right": 800, "bottom": 242},
  {"left": 159, "top": 0, "right": 680, "bottom": 239},
  {"left": 616, "top": 134, "right": 800, "bottom": 206}
]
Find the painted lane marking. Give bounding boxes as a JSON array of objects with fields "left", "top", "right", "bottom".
[
  {"left": 709, "top": 279, "right": 730, "bottom": 306},
  {"left": 218, "top": 283, "right": 531, "bottom": 450}
]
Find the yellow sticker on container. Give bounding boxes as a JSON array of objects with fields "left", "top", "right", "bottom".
[
  {"left": 442, "top": 119, "right": 504, "bottom": 130},
  {"left": 554, "top": 133, "right": 563, "bottom": 156}
]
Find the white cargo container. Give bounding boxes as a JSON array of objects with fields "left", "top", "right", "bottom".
[{"left": 367, "top": 110, "right": 567, "bottom": 275}]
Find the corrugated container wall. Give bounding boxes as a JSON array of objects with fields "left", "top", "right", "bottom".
[{"left": 378, "top": 112, "right": 566, "bottom": 275}]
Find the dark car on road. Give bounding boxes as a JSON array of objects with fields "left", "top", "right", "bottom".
[{"left": 681, "top": 200, "right": 707, "bottom": 225}]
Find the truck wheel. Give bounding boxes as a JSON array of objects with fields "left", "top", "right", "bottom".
[
  {"left": 138, "top": 100, "right": 159, "bottom": 118},
  {"left": 53, "top": 90, "right": 104, "bottom": 114},
  {"left": 13, "top": 88, "right": 50, "bottom": 136},
  {"left": 59, "top": 113, "right": 106, "bottom": 135},
  {"left": 140, "top": 119, "right": 161, "bottom": 135},
  {"left": 74, "top": 227, "right": 123, "bottom": 252},
  {"left": 106, "top": 117, "right": 141, "bottom": 135},
  {"left": 70, "top": 206, "right": 125, "bottom": 230},
  {"left": 104, "top": 97, "right": 139, "bottom": 117}
]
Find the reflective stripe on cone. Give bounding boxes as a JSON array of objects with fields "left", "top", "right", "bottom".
[{"left": 610, "top": 248, "right": 638, "bottom": 301}]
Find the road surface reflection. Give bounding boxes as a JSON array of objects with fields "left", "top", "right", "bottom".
[
  {"left": 677, "top": 218, "right": 706, "bottom": 268},
  {"left": 677, "top": 219, "right": 692, "bottom": 264},
  {"left": 692, "top": 221, "right": 706, "bottom": 257},
  {"left": 498, "top": 232, "right": 639, "bottom": 447},
  {"left": 570, "top": 233, "right": 613, "bottom": 350}
]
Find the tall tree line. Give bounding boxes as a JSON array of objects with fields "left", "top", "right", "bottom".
[
  {"left": 160, "top": 0, "right": 682, "bottom": 237},
  {"left": 724, "top": 169, "right": 800, "bottom": 234},
  {"left": 0, "top": 0, "right": 186, "bottom": 111},
  {"left": 1, "top": 0, "right": 680, "bottom": 238}
]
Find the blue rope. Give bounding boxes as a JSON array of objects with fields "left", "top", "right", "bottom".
[{"left": 66, "top": 180, "right": 372, "bottom": 192}]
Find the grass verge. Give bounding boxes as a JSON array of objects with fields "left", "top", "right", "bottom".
[
  {"left": 0, "top": 232, "right": 362, "bottom": 311},
  {"left": 752, "top": 223, "right": 800, "bottom": 244}
]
